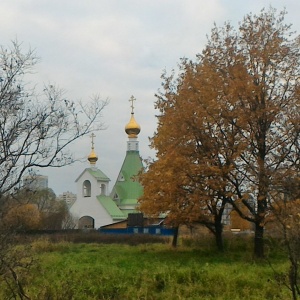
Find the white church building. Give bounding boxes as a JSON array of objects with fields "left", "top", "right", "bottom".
[{"left": 70, "top": 97, "right": 144, "bottom": 229}]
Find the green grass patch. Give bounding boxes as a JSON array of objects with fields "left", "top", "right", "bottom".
[{"left": 1, "top": 237, "right": 292, "bottom": 299}]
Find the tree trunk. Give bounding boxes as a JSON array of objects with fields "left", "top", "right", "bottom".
[
  {"left": 172, "top": 226, "right": 179, "bottom": 248},
  {"left": 215, "top": 221, "right": 224, "bottom": 252},
  {"left": 289, "top": 257, "right": 298, "bottom": 300},
  {"left": 254, "top": 222, "right": 264, "bottom": 258}
]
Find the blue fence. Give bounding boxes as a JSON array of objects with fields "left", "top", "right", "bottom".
[{"left": 98, "top": 226, "right": 175, "bottom": 236}]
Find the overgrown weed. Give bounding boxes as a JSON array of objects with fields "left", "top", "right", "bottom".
[{"left": 0, "top": 233, "right": 292, "bottom": 299}]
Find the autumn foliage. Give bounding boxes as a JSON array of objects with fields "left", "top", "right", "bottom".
[
  {"left": 3, "top": 203, "right": 41, "bottom": 231},
  {"left": 138, "top": 8, "right": 300, "bottom": 257},
  {"left": 0, "top": 188, "right": 74, "bottom": 231}
]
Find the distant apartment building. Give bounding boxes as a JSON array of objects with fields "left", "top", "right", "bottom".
[
  {"left": 58, "top": 191, "right": 77, "bottom": 207},
  {"left": 23, "top": 175, "right": 48, "bottom": 190}
]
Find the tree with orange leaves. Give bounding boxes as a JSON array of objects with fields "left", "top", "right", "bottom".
[
  {"left": 139, "top": 8, "right": 300, "bottom": 257},
  {"left": 269, "top": 176, "right": 300, "bottom": 299},
  {"left": 2, "top": 203, "right": 41, "bottom": 231}
]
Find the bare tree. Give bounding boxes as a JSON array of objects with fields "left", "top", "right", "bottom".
[
  {"left": 0, "top": 40, "right": 108, "bottom": 298},
  {"left": 0, "top": 41, "right": 108, "bottom": 196}
]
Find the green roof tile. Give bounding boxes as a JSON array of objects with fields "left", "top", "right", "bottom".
[
  {"left": 110, "top": 151, "right": 143, "bottom": 205},
  {"left": 118, "top": 198, "right": 139, "bottom": 206},
  {"left": 75, "top": 167, "right": 110, "bottom": 182},
  {"left": 88, "top": 168, "right": 110, "bottom": 181},
  {"left": 97, "top": 195, "right": 125, "bottom": 219}
]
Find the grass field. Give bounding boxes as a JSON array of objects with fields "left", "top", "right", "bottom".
[{"left": 1, "top": 234, "right": 292, "bottom": 299}]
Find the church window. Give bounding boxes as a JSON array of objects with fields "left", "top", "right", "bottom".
[
  {"left": 101, "top": 184, "right": 106, "bottom": 195},
  {"left": 83, "top": 180, "right": 91, "bottom": 197},
  {"left": 117, "top": 173, "right": 125, "bottom": 181}
]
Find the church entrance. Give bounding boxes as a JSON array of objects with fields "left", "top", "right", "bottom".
[{"left": 78, "top": 216, "right": 95, "bottom": 229}]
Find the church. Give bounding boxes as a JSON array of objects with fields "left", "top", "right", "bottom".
[{"left": 70, "top": 96, "right": 144, "bottom": 229}]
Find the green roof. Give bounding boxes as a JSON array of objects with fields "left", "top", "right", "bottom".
[
  {"left": 110, "top": 151, "right": 143, "bottom": 205},
  {"left": 75, "top": 167, "right": 110, "bottom": 182},
  {"left": 87, "top": 168, "right": 110, "bottom": 181},
  {"left": 118, "top": 198, "right": 139, "bottom": 206},
  {"left": 121, "top": 209, "right": 139, "bottom": 217},
  {"left": 97, "top": 195, "right": 125, "bottom": 219}
]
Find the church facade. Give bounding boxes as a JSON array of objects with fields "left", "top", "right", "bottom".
[{"left": 70, "top": 97, "right": 143, "bottom": 229}]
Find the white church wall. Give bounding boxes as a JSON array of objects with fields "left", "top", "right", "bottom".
[
  {"left": 76, "top": 170, "right": 103, "bottom": 197},
  {"left": 70, "top": 197, "right": 113, "bottom": 229},
  {"left": 70, "top": 169, "right": 113, "bottom": 229}
]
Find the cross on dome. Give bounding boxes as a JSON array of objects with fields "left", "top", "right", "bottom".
[
  {"left": 90, "top": 132, "right": 96, "bottom": 149},
  {"left": 129, "top": 95, "right": 136, "bottom": 114}
]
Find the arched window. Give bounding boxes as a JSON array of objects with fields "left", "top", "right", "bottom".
[
  {"left": 101, "top": 184, "right": 106, "bottom": 196},
  {"left": 83, "top": 180, "right": 91, "bottom": 197},
  {"left": 79, "top": 216, "right": 94, "bottom": 229}
]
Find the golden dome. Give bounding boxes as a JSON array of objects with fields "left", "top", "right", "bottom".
[
  {"left": 125, "top": 95, "right": 141, "bottom": 138},
  {"left": 88, "top": 148, "right": 98, "bottom": 165},
  {"left": 125, "top": 113, "right": 141, "bottom": 138}
]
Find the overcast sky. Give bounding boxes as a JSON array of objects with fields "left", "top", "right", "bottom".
[{"left": 1, "top": 1, "right": 299, "bottom": 195}]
